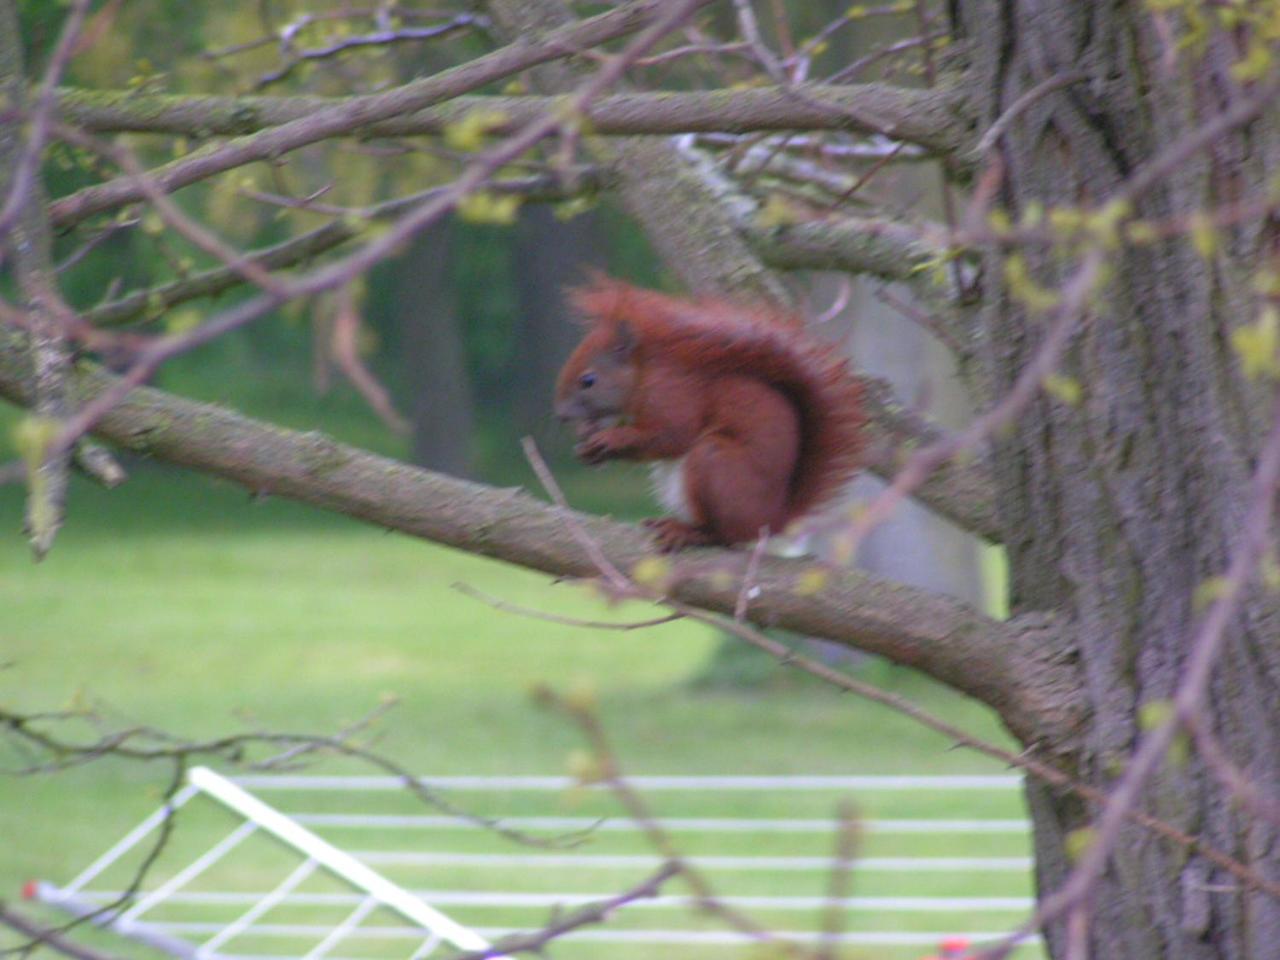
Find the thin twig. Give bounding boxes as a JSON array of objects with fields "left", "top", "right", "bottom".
[
  {"left": 541, "top": 687, "right": 805, "bottom": 954},
  {"left": 523, "top": 437, "right": 632, "bottom": 592},
  {"left": 453, "top": 862, "right": 680, "bottom": 960},
  {"left": 254, "top": 14, "right": 486, "bottom": 90},
  {"left": 0, "top": 0, "right": 93, "bottom": 247},
  {"left": 734, "top": 529, "right": 769, "bottom": 621},
  {"left": 0, "top": 702, "right": 587, "bottom": 849},
  {"left": 329, "top": 285, "right": 411, "bottom": 435},
  {"left": 0, "top": 904, "right": 124, "bottom": 960},
  {"left": 816, "top": 802, "right": 859, "bottom": 960},
  {"left": 846, "top": 249, "right": 1104, "bottom": 553},
  {"left": 975, "top": 70, "right": 1089, "bottom": 156},
  {"left": 454, "top": 581, "right": 683, "bottom": 631},
  {"left": 1184, "top": 713, "right": 1280, "bottom": 830}
]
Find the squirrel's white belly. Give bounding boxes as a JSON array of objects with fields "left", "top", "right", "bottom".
[{"left": 649, "top": 459, "right": 692, "bottom": 521}]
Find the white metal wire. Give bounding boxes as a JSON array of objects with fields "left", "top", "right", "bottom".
[
  {"left": 235, "top": 774, "right": 1021, "bottom": 791},
  {"left": 299, "top": 895, "right": 378, "bottom": 960},
  {"left": 74, "top": 890, "right": 1034, "bottom": 911},
  {"left": 62, "top": 784, "right": 201, "bottom": 896},
  {"left": 407, "top": 930, "right": 442, "bottom": 960},
  {"left": 76, "top": 889, "right": 1035, "bottom": 912},
  {"left": 196, "top": 858, "right": 320, "bottom": 958},
  {"left": 354, "top": 850, "right": 1034, "bottom": 872},
  {"left": 139, "top": 921, "right": 1044, "bottom": 948},
  {"left": 119, "top": 821, "right": 259, "bottom": 923},
  {"left": 291, "top": 812, "right": 1029, "bottom": 833}
]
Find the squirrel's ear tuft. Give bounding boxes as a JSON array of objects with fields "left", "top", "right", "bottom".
[
  {"left": 568, "top": 271, "right": 630, "bottom": 325},
  {"left": 611, "top": 319, "right": 636, "bottom": 359}
]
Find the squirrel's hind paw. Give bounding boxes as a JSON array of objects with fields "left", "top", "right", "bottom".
[{"left": 643, "top": 517, "right": 720, "bottom": 552}]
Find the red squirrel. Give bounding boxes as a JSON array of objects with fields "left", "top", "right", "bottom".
[{"left": 554, "top": 277, "right": 866, "bottom": 550}]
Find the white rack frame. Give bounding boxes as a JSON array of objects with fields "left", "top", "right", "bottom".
[
  {"left": 31, "top": 766, "right": 497, "bottom": 960},
  {"left": 29, "top": 770, "right": 1040, "bottom": 957}
]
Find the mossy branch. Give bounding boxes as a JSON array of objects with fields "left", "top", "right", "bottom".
[{"left": 55, "top": 84, "right": 970, "bottom": 155}]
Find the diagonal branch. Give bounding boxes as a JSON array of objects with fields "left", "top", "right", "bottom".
[
  {"left": 857, "top": 377, "right": 1002, "bottom": 541},
  {"left": 54, "top": 84, "right": 970, "bottom": 154},
  {"left": 0, "top": 329, "right": 1076, "bottom": 747},
  {"left": 81, "top": 172, "right": 612, "bottom": 328}
]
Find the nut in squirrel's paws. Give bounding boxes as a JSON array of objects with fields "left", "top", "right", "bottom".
[{"left": 643, "top": 517, "right": 718, "bottom": 552}]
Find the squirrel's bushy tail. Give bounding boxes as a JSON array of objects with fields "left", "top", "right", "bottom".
[{"left": 570, "top": 277, "right": 866, "bottom": 528}]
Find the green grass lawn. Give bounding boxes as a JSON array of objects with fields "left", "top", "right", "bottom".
[{"left": 0, "top": 452, "right": 1038, "bottom": 960}]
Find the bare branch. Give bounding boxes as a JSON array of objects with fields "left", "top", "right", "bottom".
[
  {"left": 454, "top": 863, "right": 679, "bottom": 960},
  {"left": 540, "top": 687, "right": 796, "bottom": 949},
  {"left": 974, "top": 70, "right": 1089, "bottom": 157},
  {"left": 0, "top": 702, "right": 586, "bottom": 849},
  {"left": 855, "top": 376, "right": 1003, "bottom": 542},
  {"left": 249, "top": 13, "right": 487, "bottom": 90},
  {"left": 0, "top": 0, "right": 92, "bottom": 243},
  {"left": 328, "top": 286, "right": 410, "bottom": 435},
  {"left": 745, "top": 213, "right": 948, "bottom": 286},
  {"left": 55, "top": 84, "right": 970, "bottom": 152},
  {"left": 72, "top": 440, "right": 126, "bottom": 488},
  {"left": 453, "top": 582, "right": 683, "bottom": 631},
  {"left": 0, "top": 904, "right": 124, "bottom": 960},
  {"left": 81, "top": 171, "right": 608, "bottom": 328},
  {"left": 46, "top": 0, "right": 721, "bottom": 230},
  {"left": 1185, "top": 713, "right": 1280, "bottom": 831}
]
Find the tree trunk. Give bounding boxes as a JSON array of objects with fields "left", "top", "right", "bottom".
[
  {"left": 954, "top": 3, "right": 1280, "bottom": 956},
  {"left": 397, "top": 220, "right": 476, "bottom": 477},
  {"left": 508, "top": 204, "right": 606, "bottom": 440}
]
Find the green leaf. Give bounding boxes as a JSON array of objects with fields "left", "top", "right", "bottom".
[
  {"left": 1231, "top": 306, "right": 1280, "bottom": 380},
  {"left": 1043, "top": 373, "right": 1083, "bottom": 406},
  {"left": 443, "top": 109, "right": 511, "bottom": 153}
]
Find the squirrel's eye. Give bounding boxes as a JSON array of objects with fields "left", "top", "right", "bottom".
[{"left": 579, "top": 372, "right": 596, "bottom": 389}]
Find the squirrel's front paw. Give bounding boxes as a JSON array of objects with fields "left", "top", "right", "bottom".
[
  {"left": 576, "top": 430, "right": 629, "bottom": 468},
  {"left": 575, "top": 433, "right": 614, "bottom": 465}
]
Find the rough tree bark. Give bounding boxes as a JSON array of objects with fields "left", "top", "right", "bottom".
[{"left": 954, "top": 3, "right": 1280, "bottom": 956}]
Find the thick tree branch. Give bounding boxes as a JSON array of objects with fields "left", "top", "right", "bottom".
[
  {"left": 54, "top": 84, "right": 970, "bottom": 154},
  {"left": 46, "top": 0, "right": 719, "bottom": 231},
  {"left": 0, "top": 330, "right": 1077, "bottom": 746},
  {"left": 747, "top": 215, "right": 945, "bottom": 285}
]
